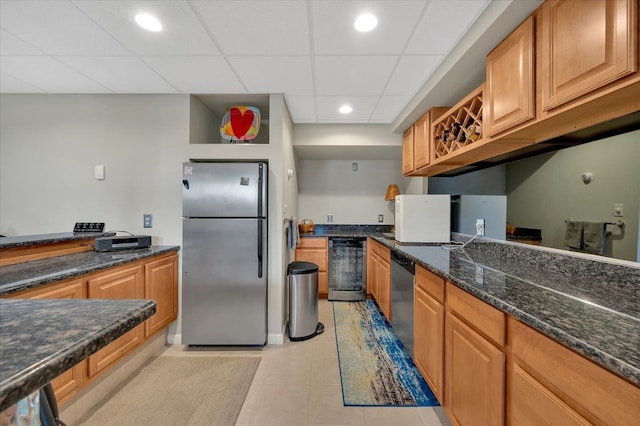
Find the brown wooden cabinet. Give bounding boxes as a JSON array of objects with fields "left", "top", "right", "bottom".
[
  {"left": 7, "top": 279, "right": 87, "bottom": 405},
  {"left": 366, "top": 238, "right": 391, "bottom": 320},
  {"left": 402, "top": 126, "right": 415, "bottom": 175},
  {"left": 409, "top": 0, "right": 639, "bottom": 178},
  {"left": 508, "top": 317, "right": 640, "bottom": 426},
  {"left": 366, "top": 238, "right": 377, "bottom": 298},
  {"left": 376, "top": 250, "right": 391, "bottom": 321},
  {"left": 539, "top": 0, "right": 638, "bottom": 111},
  {"left": 87, "top": 264, "right": 145, "bottom": 378},
  {"left": 144, "top": 254, "right": 178, "bottom": 338},
  {"left": 414, "top": 266, "right": 445, "bottom": 403},
  {"left": 485, "top": 15, "right": 535, "bottom": 136},
  {"left": 402, "top": 108, "right": 449, "bottom": 176},
  {"left": 295, "top": 237, "right": 328, "bottom": 297},
  {"left": 445, "top": 283, "right": 506, "bottom": 426}
]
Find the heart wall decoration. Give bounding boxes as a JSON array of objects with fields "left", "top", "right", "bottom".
[{"left": 220, "top": 106, "right": 261, "bottom": 142}]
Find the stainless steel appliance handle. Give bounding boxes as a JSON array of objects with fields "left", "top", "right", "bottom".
[
  {"left": 258, "top": 163, "right": 264, "bottom": 218},
  {"left": 257, "top": 218, "right": 264, "bottom": 278}
]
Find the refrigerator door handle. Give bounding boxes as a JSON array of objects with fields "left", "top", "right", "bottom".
[
  {"left": 182, "top": 179, "right": 190, "bottom": 189},
  {"left": 257, "top": 219, "right": 264, "bottom": 278},
  {"left": 257, "top": 163, "right": 264, "bottom": 217}
]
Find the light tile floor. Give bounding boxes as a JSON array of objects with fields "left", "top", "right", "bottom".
[{"left": 160, "top": 300, "right": 450, "bottom": 426}]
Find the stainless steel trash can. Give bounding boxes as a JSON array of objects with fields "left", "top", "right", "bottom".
[{"left": 288, "top": 261, "right": 324, "bottom": 341}]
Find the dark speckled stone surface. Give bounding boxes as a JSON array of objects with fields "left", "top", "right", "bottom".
[
  {"left": 0, "top": 298, "right": 156, "bottom": 411},
  {"left": 0, "top": 246, "right": 180, "bottom": 296},
  {"left": 301, "top": 224, "right": 392, "bottom": 238},
  {"left": 373, "top": 235, "right": 640, "bottom": 387},
  {"left": 0, "top": 232, "right": 112, "bottom": 249}
]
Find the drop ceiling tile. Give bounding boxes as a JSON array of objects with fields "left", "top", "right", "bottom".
[
  {"left": 143, "top": 56, "right": 245, "bottom": 93},
  {"left": 74, "top": 0, "right": 219, "bottom": 56},
  {"left": 407, "top": 0, "right": 490, "bottom": 55},
  {"left": 316, "top": 96, "right": 378, "bottom": 121},
  {"left": 0, "top": 72, "right": 46, "bottom": 93},
  {"left": 191, "top": 1, "right": 309, "bottom": 55},
  {"left": 370, "top": 95, "right": 412, "bottom": 122},
  {"left": 0, "top": 0, "right": 130, "bottom": 55},
  {"left": 384, "top": 55, "right": 443, "bottom": 95},
  {"left": 0, "top": 30, "right": 45, "bottom": 55},
  {"left": 0, "top": 56, "right": 109, "bottom": 92},
  {"left": 58, "top": 56, "right": 177, "bottom": 93},
  {"left": 285, "top": 95, "right": 316, "bottom": 121},
  {"left": 315, "top": 56, "right": 397, "bottom": 96},
  {"left": 311, "top": 0, "right": 426, "bottom": 55},
  {"left": 228, "top": 56, "right": 313, "bottom": 96}
]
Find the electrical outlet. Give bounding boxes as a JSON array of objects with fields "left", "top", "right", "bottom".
[
  {"left": 143, "top": 214, "right": 153, "bottom": 228},
  {"left": 614, "top": 203, "right": 624, "bottom": 217},
  {"left": 352, "top": 162, "right": 358, "bottom": 171},
  {"left": 378, "top": 214, "right": 384, "bottom": 223},
  {"left": 476, "top": 218, "right": 485, "bottom": 236},
  {"left": 327, "top": 214, "right": 333, "bottom": 223}
]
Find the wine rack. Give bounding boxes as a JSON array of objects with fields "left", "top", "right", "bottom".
[{"left": 432, "top": 84, "right": 484, "bottom": 162}]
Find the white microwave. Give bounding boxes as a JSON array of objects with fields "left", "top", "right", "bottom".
[{"left": 395, "top": 195, "right": 451, "bottom": 243}]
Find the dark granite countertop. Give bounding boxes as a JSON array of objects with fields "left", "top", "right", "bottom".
[
  {"left": 0, "top": 232, "right": 113, "bottom": 249},
  {"left": 299, "top": 224, "right": 392, "bottom": 238},
  {"left": 0, "top": 298, "right": 156, "bottom": 411},
  {"left": 372, "top": 235, "right": 640, "bottom": 387},
  {"left": 0, "top": 246, "right": 180, "bottom": 296}
]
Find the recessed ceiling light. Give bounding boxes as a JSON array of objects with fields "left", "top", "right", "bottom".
[
  {"left": 339, "top": 105, "right": 353, "bottom": 114},
  {"left": 135, "top": 13, "right": 163, "bottom": 32},
  {"left": 354, "top": 13, "right": 377, "bottom": 32}
]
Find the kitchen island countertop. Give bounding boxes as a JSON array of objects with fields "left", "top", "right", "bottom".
[
  {"left": 0, "top": 232, "right": 112, "bottom": 250},
  {"left": 371, "top": 235, "right": 640, "bottom": 387},
  {"left": 0, "top": 246, "right": 180, "bottom": 296},
  {"left": 0, "top": 298, "right": 157, "bottom": 412}
]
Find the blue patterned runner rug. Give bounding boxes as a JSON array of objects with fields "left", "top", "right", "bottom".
[{"left": 333, "top": 300, "right": 440, "bottom": 406}]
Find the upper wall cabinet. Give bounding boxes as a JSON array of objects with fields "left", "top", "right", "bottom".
[
  {"left": 402, "top": 125, "right": 415, "bottom": 175},
  {"left": 485, "top": 16, "right": 536, "bottom": 137},
  {"left": 540, "top": 0, "right": 638, "bottom": 111},
  {"left": 402, "top": 107, "right": 448, "bottom": 176},
  {"left": 401, "top": 0, "right": 639, "bottom": 178}
]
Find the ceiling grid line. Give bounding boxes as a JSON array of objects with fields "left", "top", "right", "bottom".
[
  {"left": 0, "top": 0, "right": 534, "bottom": 124},
  {"left": 366, "top": 0, "right": 433, "bottom": 122},
  {"left": 306, "top": 0, "right": 319, "bottom": 122},
  {"left": 185, "top": 0, "right": 249, "bottom": 93}
]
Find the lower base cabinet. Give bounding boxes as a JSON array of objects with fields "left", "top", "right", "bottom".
[
  {"left": 144, "top": 255, "right": 179, "bottom": 337},
  {"left": 295, "top": 238, "right": 328, "bottom": 297},
  {"left": 366, "top": 238, "right": 391, "bottom": 320},
  {"left": 414, "top": 285, "right": 444, "bottom": 402},
  {"left": 87, "top": 264, "right": 145, "bottom": 378},
  {"left": 445, "top": 313, "right": 505, "bottom": 426},
  {"left": 508, "top": 317, "right": 640, "bottom": 426}
]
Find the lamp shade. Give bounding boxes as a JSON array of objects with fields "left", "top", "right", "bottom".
[{"left": 385, "top": 184, "right": 401, "bottom": 201}]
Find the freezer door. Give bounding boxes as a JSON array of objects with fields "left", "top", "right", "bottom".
[
  {"left": 182, "top": 162, "right": 267, "bottom": 218},
  {"left": 182, "top": 218, "right": 267, "bottom": 345}
]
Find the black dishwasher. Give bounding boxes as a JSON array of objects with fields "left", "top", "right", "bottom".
[{"left": 391, "top": 251, "right": 415, "bottom": 357}]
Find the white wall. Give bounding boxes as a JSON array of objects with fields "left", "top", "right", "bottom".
[
  {"left": 297, "top": 159, "right": 417, "bottom": 225},
  {"left": 0, "top": 94, "right": 188, "bottom": 243}
]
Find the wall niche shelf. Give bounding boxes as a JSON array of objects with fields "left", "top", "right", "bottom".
[{"left": 189, "top": 94, "right": 270, "bottom": 145}]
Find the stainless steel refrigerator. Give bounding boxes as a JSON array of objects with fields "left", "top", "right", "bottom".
[{"left": 182, "top": 161, "right": 267, "bottom": 345}]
